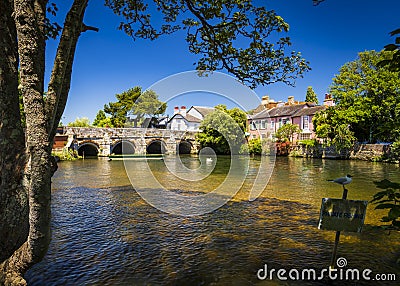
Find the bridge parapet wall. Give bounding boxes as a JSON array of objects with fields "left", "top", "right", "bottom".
[{"left": 64, "top": 127, "right": 199, "bottom": 155}]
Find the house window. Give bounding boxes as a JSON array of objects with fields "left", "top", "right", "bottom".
[
  {"left": 261, "top": 120, "right": 266, "bottom": 129},
  {"left": 271, "top": 120, "right": 275, "bottom": 130},
  {"left": 302, "top": 116, "right": 309, "bottom": 130},
  {"left": 299, "top": 132, "right": 311, "bottom": 140},
  {"left": 250, "top": 121, "right": 256, "bottom": 130}
]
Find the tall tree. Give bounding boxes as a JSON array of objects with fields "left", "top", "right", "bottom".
[
  {"left": 305, "top": 86, "right": 318, "bottom": 104},
  {"left": 313, "top": 107, "right": 357, "bottom": 151},
  {"left": 92, "top": 110, "right": 107, "bottom": 127},
  {"left": 329, "top": 50, "right": 400, "bottom": 143},
  {"left": 130, "top": 89, "right": 166, "bottom": 127},
  {"left": 0, "top": 1, "right": 311, "bottom": 283},
  {"left": 197, "top": 105, "right": 248, "bottom": 154},
  {"left": 104, "top": 86, "right": 141, "bottom": 127},
  {"left": 0, "top": 1, "right": 98, "bottom": 284}
]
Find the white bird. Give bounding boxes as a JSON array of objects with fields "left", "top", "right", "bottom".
[
  {"left": 327, "top": 174, "right": 353, "bottom": 185},
  {"left": 206, "top": 157, "right": 213, "bottom": 163}
]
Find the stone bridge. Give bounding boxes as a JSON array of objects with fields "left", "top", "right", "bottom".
[{"left": 59, "top": 127, "right": 200, "bottom": 157}]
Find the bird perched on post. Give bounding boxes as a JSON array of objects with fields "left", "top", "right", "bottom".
[{"left": 327, "top": 174, "right": 352, "bottom": 185}]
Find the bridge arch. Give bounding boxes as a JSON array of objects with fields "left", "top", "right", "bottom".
[
  {"left": 111, "top": 140, "right": 135, "bottom": 155},
  {"left": 177, "top": 140, "right": 192, "bottom": 155},
  {"left": 78, "top": 141, "right": 99, "bottom": 157},
  {"left": 146, "top": 139, "right": 167, "bottom": 154}
]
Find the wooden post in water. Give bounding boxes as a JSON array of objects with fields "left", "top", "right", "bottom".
[{"left": 329, "top": 185, "right": 348, "bottom": 269}]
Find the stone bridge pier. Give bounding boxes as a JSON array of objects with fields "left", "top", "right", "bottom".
[{"left": 62, "top": 127, "right": 200, "bottom": 156}]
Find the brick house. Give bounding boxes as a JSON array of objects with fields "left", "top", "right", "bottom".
[{"left": 248, "top": 94, "right": 333, "bottom": 142}]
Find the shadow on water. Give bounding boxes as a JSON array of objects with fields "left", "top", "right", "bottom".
[{"left": 25, "top": 157, "right": 400, "bottom": 285}]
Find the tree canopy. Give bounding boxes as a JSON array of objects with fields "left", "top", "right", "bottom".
[
  {"left": 130, "top": 90, "right": 166, "bottom": 127},
  {"left": 105, "top": 0, "right": 310, "bottom": 88},
  {"left": 67, "top": 117, "right": 91, "bottom": 127},
  {"left": 92, "top": 110, "right": 107, "bottom": 127},
  {"left": 196, "top": 105, "right": 247, "bottom": 154},
  {"left": 379, "top": 28, "right": 400, "bottom": 73},
  {"left": 329, "top": 50, "right": 400, "bottom": 143},
  {"left": 275, "top": 123, "right": 300, "bottom": 143},
  {"left": 305, "top": 86, "right": 318, "bottom": 104},
  {"left": 103, "top": 87, "right": 165, "bottom": 127},
  {"left": 104, "top": 86, "right": 141, "bottom": 127}
]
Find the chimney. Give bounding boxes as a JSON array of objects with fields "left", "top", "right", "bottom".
[
  {"left": 323, "top": 93, "right": 334, "bottom": 106},
  {"left": 261, "top": 95, "right": 270, "bottom": 107},
  {"left": 287, "top": 96, "right": 295, "bottom": 105},
  {"left": 174, "top": 106, "right": 179, "bottom": 114},
  {"left": 180, "top": 106, "right": 187, "bottom": 117}
]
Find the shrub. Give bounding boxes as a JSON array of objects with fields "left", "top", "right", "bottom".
[{"left": 371, "top": 179, "right": 400, "bottom": 230}]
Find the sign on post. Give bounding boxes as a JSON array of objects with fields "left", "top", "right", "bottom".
[{"left": 318, "top": 198, "right": 368, "bottom": 233}]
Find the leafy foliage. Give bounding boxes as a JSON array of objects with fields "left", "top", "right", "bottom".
[
  {"left": 313, "top": 107, "right": 356, "bottom": 151},
  {"left": 330, "top": 50, "right": 400, "bottom": 142},
  {"left": 371, "top": 179, "right": 400, "bottom": 229},
  {"left": 196, "top": 105, "right": 247, "bottom": 154},
  {"left": 104, "top": 87, "right": 142, "bottom": 127},
  {"left": 390, "top": 139, "right": 400, "bottom": 161},
  {"left": 67, "top": 117, "right": 91, "bottom": 127},
  {"left": 92, "top": 110, "right": 107, "bottom": 127},
  {"left": 44, "top": 2, "right": 62, "bottom": 40},
  {"left": 275, "top": 123, "right": 300, "bottom": 143},
  {"left": 240, "top": 138, "right": 262, "bottom": 155},
  {"left": 105, "top": 0, "right": 310, "bottom": 88},
  {"left": 305, "top": 86, "right": 318, "bottom": 104},
  {"left": 298, "top": 139, "right": 317, "bottom": 147},
  {"left": 379, "top": 28, "right": 400, "bottom": 72},
  {"left": 130, "top": 90, "right": 166, "bottom": 127},
  {"left": 103, "top": 87, "right": 165, "bottom": 127},
  {"left": 313, "top": 50, "right": 400, "bottom": 145}
]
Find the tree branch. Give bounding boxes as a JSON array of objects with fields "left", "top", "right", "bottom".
[
  {"left": 82, "top": 23, "right": 99, "bottom": 32},
  {"left": 45, "top": 0, "right": 93, "bottom": 140}
]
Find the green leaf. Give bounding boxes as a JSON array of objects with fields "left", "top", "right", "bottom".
[
  {"left": 389, "top": 28, "right": 400, "bottom": 36},
  {"left": 374, "top": 203, "right": 399, "bottom": 210},
  {"left": 373, "top": 179, "right": 400, "bottom": 190}
]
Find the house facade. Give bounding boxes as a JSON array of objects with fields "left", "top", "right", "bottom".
[
  {"left": 248, "top": 95, "right": 333, "bottom": 142},
  {"left": 167, "top": 106, "right": 214, "bottom": 131}
]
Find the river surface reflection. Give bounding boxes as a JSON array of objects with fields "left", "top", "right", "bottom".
[{"left": 25, "top": 156, "right": 400, "bottom": 285}]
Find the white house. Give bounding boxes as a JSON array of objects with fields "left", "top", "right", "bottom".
[{"left": 167, "top": 106, "right": 214, "bottom": 131}]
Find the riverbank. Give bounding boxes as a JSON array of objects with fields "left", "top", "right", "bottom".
[
  {"left": 289, "top": 143, "right": 399, "bottom": 164},
  {"left": 52, "top": 149, "right": 81, "bottom": 161}
]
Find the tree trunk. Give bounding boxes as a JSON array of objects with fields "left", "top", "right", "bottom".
[
  {"left": 0, "top": 1, "right": 92, "bottom": 284},
  {"left": 0, "top": 0, "right": 29, "bottom": 264}
]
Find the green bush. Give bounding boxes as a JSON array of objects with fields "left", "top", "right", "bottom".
[
  {"left": 371, "top": 179, "right": 400, "bottom": 230},
  {"left": 52, "top": 149, "right": 80, "bottom": 161},
  {"left": 240, "top": 138, "right": 273, "bottom": 155},
  {"left": 391, "top": 140, "right": 400, "bottom": 161},
  {"left": 298, "top": 139, "right": 317, "bottom": 147}
]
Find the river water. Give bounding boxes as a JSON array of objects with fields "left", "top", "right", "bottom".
[{"left": 25, "top": 156, "right": 400, "bottom": 285}]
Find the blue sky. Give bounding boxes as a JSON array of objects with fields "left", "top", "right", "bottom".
[{"left": 45, "top": 0, "right": 400, "bottom": 124}]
